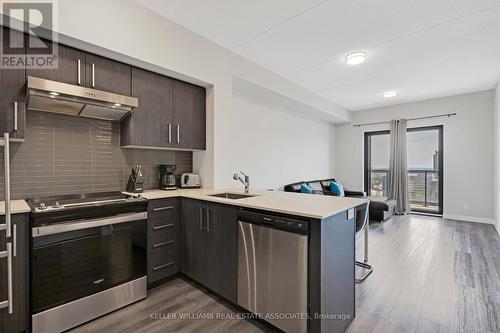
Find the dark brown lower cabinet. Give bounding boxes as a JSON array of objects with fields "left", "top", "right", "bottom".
[
  {"left": 147, "top": 198, "right": 180, "bottom": 286},
  {"left": 181, "top": 199, "right": 237, "bottom": 303},
  {"left": 181, "top": 199, "right": 206, "bottom": 284},
  {"left": 0, "top": 214, "right": 28, "bottom": 333},
  {"left": 205, "top": 203, "right": 237, "bottom": 302}
]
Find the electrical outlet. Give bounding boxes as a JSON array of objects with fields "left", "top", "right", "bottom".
[{"left": 463, "top": 203, "right": 470, "bottom": 210}]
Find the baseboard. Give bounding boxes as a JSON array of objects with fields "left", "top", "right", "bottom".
[
  {"left": 443, "top": 214, "right": 495, "bottom": 225},
  {"left": 496, "top": 222, "right": 500, "bottom": 237}
]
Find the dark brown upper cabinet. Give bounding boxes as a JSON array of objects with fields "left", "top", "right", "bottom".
[
  {"left": 26, "top": 40, "right": 85, "bottom": 86},
  {"left": 120, "top": 70, "right": 206, "bottom": 151},
  {"left": 27, "top": 39, "right": 131, "bottom": 96},
  {"left": 121, "top": 67, "right": 174, "bottom": 148},
  {"left": 173, "top": 80, "right": 206, "bottom": 150},
  {"left": 0, "top": 27, "right": 26, "bottom": 139},
  {"left": 1, "top": 27, "right": 205, "bottom": 149},
  {"left": 84, "top": 53, "right": 131, "bottom": 95}
]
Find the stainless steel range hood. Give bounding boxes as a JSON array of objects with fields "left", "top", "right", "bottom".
[{"left": 26, "top": 76, "right": 138, "bottom": 121}]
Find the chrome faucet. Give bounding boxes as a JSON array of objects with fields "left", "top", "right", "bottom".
[{"left": 233, "top": 171, "right": 250, "bottom": 193}]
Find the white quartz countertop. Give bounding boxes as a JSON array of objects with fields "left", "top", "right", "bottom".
[
  {"left": 127, "top": 188, "right": 368, "bottom": 220},
  {"left": 0, "top": 200, "right": 31, "bottom": 215},
  {"left": 0, "top": 190, "right": 368, "bottom": 219}
]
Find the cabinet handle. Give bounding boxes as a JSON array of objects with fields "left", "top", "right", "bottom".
[
  {"left": 7, "top": 243, "right": 12, "bottom": 314},
  {"left": 199, "top": 207, "right": 204, "bottom": 231},
  {"left": 152, "top": 223, "right": 174, "bottom": 231},
  {"left": 13, "top": 102, "right": 18, "bottom": 132},
  {"left": 168, "top": 124, "right": 172, "bottom": 143},
  {"left": 152, "top": 261, "right": 174, "bottom": 271},
  {"left": 77, "top": 59, "right": 81, "bottom": 85},
  {"left": 4, "top": 133, "right": 11, "bottom": 238},
  {"left": 176, "top": 125, "right": 180, "bottom": 143},
  {"left": 153, "top": 206, "right": 174, "bottom": 212},
  {"left": 152, "top": 240, "right": 174, "bottom": 248},
  {"left": 91, "top": 63, "right": 95, "bottom": 88},
  {"left": 206, "top": 209, "right": 211, "bottom": 232},
  {"left": 0, "top": 243, "right": 13, "bottom": 313},
  {"left": 12, "top": 224, "right": 16, "bottom": 257}
]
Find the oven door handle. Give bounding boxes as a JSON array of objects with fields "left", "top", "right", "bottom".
[{"left": 32, "top": 212, "right": 148, "bottom": 237}]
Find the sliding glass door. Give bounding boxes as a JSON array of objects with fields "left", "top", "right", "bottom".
[
  {"left": 407, "top": 126, "right": 443, "bottom": 214},
  {"left": 364, "top": 126, "right": 443, "bottom": 214}
]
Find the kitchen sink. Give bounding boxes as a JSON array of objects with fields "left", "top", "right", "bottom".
[{"left": 209, "top": 193, "right": 257, "bottom": 200}]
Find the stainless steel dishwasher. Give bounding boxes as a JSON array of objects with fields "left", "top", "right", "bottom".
[{"left": 237, "top": 209, "right": 308, "bottom": 333}]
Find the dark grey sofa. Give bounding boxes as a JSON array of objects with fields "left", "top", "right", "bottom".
[{"left": 284, "top": 178, "right": 396, "bottom": 222}]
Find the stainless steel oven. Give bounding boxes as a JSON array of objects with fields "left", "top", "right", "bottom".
[{"left": 30, "top": 201, "right": 148, "bottom": 333}]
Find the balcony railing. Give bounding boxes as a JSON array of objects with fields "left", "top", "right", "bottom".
[{"left": 368, "top": 168, "right": 440, "bottom": 212}]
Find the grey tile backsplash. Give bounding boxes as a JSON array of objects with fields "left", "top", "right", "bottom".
[{"left": 0, "top": 111, "right": 193, "bottom": 200}]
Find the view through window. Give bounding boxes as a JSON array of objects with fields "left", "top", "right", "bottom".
[
  {"left": 365, "top": 132, "right": 390, "bottom": 197},
  {"left": 365, "top": 126, "right": 443, "bottom": 214}
]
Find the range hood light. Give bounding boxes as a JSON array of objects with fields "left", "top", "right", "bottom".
[
  {"left": 113, "top": 103, "right": 122, "bottom": 107},
  {"left": 49, "top": 92, "right": 60, "bottom": 96}
]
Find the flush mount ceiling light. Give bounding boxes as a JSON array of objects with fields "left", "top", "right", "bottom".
[
  {"left": 345, "top": 51, "right": 366, "bottom": 65},
  {"left": 383, "top": 90, "right": 398, "bottom": 98}
]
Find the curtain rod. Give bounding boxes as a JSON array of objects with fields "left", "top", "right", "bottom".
[{"left": 353, "top": 112, "right": 457, "bottom": 128}]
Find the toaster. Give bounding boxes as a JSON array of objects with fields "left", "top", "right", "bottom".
[{"left": 181, "top": 173, "right": 201, "bottom": 188}]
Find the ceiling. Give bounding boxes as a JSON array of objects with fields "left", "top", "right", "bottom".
[{"left": 135, "top": 0, "right": 500, "bottom": 111}]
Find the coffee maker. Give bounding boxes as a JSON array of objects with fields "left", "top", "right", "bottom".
[{"left": 160, "top": 164, "right": 177, "bottom": 190}]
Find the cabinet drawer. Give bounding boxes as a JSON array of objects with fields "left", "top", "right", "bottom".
[
  {"left": 150, "top": 226, "right": 176, "bottom": 245},
  {"left": 150, "top": 243, "right": 176, "bottom": 265},
  {"left": 147, "top": 199, "right": 179, "bottom": 285},
  {"left": 149, "top": 262, "right": 177, "bottom": 284},
  {"left": 148, "top": 243, "right": 178, "bottom": 283},
  {"left": 149, "top": 198, "right": 177, "bottom": 210},
  {"left": 148, "top": 199, "right": 178, "bottom": 227},
  {"left": 149, "top": 211, "right": 177, "bottom": 227}
]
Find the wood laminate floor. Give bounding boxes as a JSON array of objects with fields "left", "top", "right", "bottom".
[{"left": 71, "top": 215, "right": 500, "bottom": 333}]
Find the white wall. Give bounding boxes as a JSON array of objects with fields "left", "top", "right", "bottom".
[
  {"left": 494, "top": 81, "right": 500, "bottom": 235},
  {"left": 40, "top": 0, "right": 348, "bottom": 189},
  {"left": 218, "top": 86, "right": 333, "bottom": 190},
  {"left": 336, "top": 91, "right": 495, "bottom": 223}
]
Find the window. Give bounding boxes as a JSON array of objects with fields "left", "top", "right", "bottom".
[
  {"left": 364, "top": 131, "right": 390, "bottom": 197},
  {"left": 364, "top": 126, "right": 443, "bottom": 214}
]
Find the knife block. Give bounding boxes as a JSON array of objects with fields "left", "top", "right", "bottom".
[{"left": 126, "top": 169, "right": 144, "bottom": 193}]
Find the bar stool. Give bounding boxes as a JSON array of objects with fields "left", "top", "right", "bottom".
[{"left": 356, "top": 200, "right": 373, "bottom": 283}]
